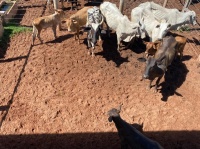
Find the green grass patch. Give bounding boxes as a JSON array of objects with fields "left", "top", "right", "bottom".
[
  {"left": 0, "top": 23, "right": 32, "bottom": 49},
  {"left": 178, "top": 26, "right": 191, "bottom": 32}
]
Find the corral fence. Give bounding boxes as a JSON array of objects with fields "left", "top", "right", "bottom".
[{"left": 0, "top": 0, "right": 200, "bottom": 57}]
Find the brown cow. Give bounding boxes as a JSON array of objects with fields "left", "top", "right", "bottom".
[
  {"left": 144, "top": 35, "right": 187, "bottom": 60},
  {"left": 32, "top": 9, "right": 65, "bottom": 46},
  {"left": 144, "top": 40, "right": 161, "bottom": 57},
  {"left": 66, "top": 7, "right": 91, "bottom": 44},
  {"left": 142, "top": 36, "right": 177, "bottom": 92}
]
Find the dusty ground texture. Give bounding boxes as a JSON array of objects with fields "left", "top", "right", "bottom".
[{"left": 0, "top": 0, "right": 200, "bottom": 148}]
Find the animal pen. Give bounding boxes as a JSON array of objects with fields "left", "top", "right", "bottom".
[
  {"left": 1, "top": 0, "right": 200, "bottom": 57},
  {"left": 0, "top": 0, "right": 200, "bottom": 149}
]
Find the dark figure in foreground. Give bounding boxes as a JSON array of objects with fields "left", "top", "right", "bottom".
[{"left": 108, "top": 106, "right": 164, "bottom": 149}]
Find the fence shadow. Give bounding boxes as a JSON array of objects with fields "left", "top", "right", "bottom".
[
  {"left": 0, "top": 45, "right": 33, "bottom": 127},
  {"left": 0, "top": 56, "right": 27, "bottom": 63},
  {"left": 0, "top": 130, "right": 199, "bottom": 149}
]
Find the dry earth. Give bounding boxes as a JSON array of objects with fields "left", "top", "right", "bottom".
[{"left": 0, "top": 0, "right": 200, "bottom": 148}]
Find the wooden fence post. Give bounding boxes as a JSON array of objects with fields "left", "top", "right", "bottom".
[
  {"left": 119, "top": 0, "right": 124, "bottom": 14},
  {"left": 53, "top": 0, "right": 58, "bottom": 9},
  {"left": 182, "top": 0, "right": 192, "bottom": 12},
  {"left": 163, "top": 0, "right": 168, "bottom": 7}
]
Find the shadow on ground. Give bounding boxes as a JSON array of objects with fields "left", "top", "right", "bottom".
[
  {"left": 95, "top": 32, "right": 129, "bottom": 67},
  {"left": 0, "top": 131, "right": 200, "bottom": 149},
  {"left": 159, "top": 59, "right": 189, "bottom": 101}
]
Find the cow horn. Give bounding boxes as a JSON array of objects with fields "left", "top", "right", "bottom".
[{"left": 98, "top": 15, "right": 104, "bottom": 26}]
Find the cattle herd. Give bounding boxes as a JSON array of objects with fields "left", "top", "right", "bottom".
[{"left": 31, "top": 1, "right": 197, "bottom": 148}]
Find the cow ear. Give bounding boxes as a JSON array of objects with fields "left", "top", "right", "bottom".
[{"left": 116, "top": 105, "right": 122, "bottom": 113}]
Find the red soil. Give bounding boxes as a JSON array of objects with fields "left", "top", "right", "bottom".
[{"left": 0, "top": 0, "right": 200, "bottom": 148}]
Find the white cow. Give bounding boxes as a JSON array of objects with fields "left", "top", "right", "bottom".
[
  {"left": 100, "top": 1, "right": 146, "bottom": 51},
  {"left": 85, "top": 6, "right": 104, "bottom": 56},
  {"left": 138, "top": 1, "right": 197, "bottom": 30},
  {"left": 131, "top": 7, "right": 171, "bottom": 42}
]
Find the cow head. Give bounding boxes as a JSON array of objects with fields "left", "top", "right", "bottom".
[
  {"left": 54, "top": 9, "right": 65, "bottom": 18},
  {"left": 108, "top": 105, "right": 121, "bottom": 122},
  {"left": 183, "top": 9, "right": 197, "bottom": 26},
  {"left": 86, "top": 16, "right": 104, "bottom": 47},
  {"left": 143, "top": 56, "right": 165, "bottom": 80},
  {"left": 189, "top": 11, "right": 197, "bottom": 25},
  {"left": 152, "top": 19, "right": 171, "bottom": 42},
  {"left": 66, "top": 18, "right": 78, "bottom": 32},
  {"left": 144, "top": 40, "right": 161, "bottom": 57}
]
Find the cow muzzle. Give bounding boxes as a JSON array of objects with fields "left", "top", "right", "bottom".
[
  {"left": 67, "top": 28, "right": 72, "bottom": 32},
  {"left": 141, "top": 32, "right": 146, "bottom": 39}
]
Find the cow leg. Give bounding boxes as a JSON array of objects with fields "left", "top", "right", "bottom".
[
  {"left": 77, "top": 31, "right": 80, "bottom": 44},
  {"left": 91, "top": 46, "right": 95, "bottom": 57},
  {"left": 180, "top": 52, "right": 183, "bottom": 61},
  {"left": 32, "top": 32, "right": 36, "bottom": 46},
  {"left": 87, "top": 40, "right": 91, "bottom": 55},
  {"left": 57, "top": 22, "right": 62, "bottom": 31},
  {"left": 154, "top": 76, "right": 163, "bottom": 93},
  {"left": 32, "top": 27, "right": 37, "bottom": 46},
  {"left": 98, "top": 35, "right": 103, "bottom": 51},
  {"left": 61, "top": 0, "right": 64, "bottom": 8},
  {"left": 117, "top": 37, "right": 121, "bottom": 52},
  {"left": 174, "top": 50, "right": 178, "bottom": 60},
  {"left": 146, "top": 80, "right": 153, "bottom": 90},
  {"left": 104, "top": 20, "right": 110, "bottom": 37},
  {"left": 87, "top": 48, "right": 91, "bottom": 55},
  {"left": 37, "top": 28, "right": 43, "bottom": 44},
  {"left": 52, "top": 25, "right": 57, "bottom": 39},
  {"left": 74, "top": 32, "right": 77, "bottom": 40}
]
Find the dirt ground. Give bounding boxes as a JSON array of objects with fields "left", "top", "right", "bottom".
[{"left": 0, "top": 0, "right": 200, "bottom": 148}]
